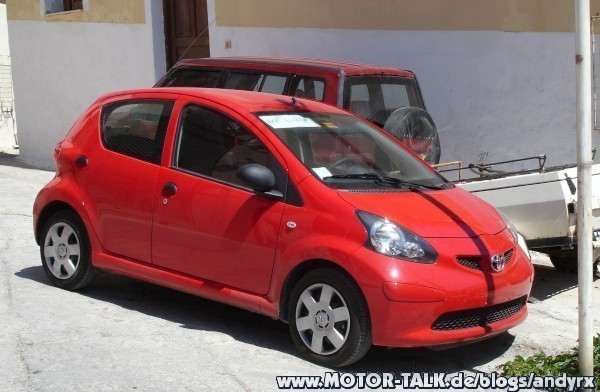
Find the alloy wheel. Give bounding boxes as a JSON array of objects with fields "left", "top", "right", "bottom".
[
  {"left": 43, "top": 222, "right": 81, "bottom": 279},
  {"left": 295, "top": 283, "right": 351, "bottom": 355}
]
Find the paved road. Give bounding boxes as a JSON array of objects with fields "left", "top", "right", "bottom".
[{"left": 0, "top": 155, "right": 598, "bottom": 391}]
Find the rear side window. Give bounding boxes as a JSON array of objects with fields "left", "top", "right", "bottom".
[
  {"left": 161, "top": 70, "right": 222, "bottom": 88},
  {"left": 290, "top": 76, "right": 325, "bottom": 101},
  {"left": 174, "top": 105, "right": 285, "bottom": 192},
  {"left": 224, "top": 72, "right": 288, "bottom": 95},
  {"left": 102, "top": 100, "right": 174, "bottom": 164}
]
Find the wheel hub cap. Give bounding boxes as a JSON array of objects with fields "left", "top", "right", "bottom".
[
  {"left": 56, "top": 243, "right": 68, "bottom": 259},
  {"left": 315, "top": 310, "right": 330, "bottom": 328},
  {"left": 44, "top": 222, "right": 81, "bottom": 280}
]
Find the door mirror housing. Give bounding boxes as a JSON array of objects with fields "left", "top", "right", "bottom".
[{"left": 236, "top": 164, "right": 283, "bottom": 200}]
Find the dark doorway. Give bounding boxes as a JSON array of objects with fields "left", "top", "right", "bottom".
[{"left": 163, "top": 0, "right": 210, "bottom": 69}]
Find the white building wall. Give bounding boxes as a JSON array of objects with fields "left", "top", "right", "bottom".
[
  {"left": 7, "top": 0, "right": 165, "bottom": 168},
  {"left": 208, "top": 24, "right": 587, "bottom": 169}
]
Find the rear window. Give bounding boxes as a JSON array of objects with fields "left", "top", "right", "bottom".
[
  {"left": 343, "top": 76, "right": 423, "bottom": 127},
  {"left": 102, "top": 100, "right": 174, "bottom": 164}
]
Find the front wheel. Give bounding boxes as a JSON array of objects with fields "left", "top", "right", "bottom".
[
  {"left": 288, "top": 268, "right": 372, "bottom": 367},
  {"left": 40, "top": 210, "right": 95, "bottom": 290}
]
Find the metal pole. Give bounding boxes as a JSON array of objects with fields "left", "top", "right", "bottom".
[{"left": 575, "top": 0, "right": 594, "bottom": 379}]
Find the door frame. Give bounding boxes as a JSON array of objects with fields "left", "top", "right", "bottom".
[{"left": 163, "top": 0, "right": 211, "bottom": 70}]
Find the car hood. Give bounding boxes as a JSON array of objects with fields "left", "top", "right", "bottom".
[{"left": 337, "top": 187, "right": 506, "bottom": 238}]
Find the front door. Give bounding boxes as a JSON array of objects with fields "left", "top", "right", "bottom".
[
  {"left": 163, "top": 0, "right": 210, "bottom": 69},
  {"left": 151, "top": 102, "right": 286, "bottom": 294}
]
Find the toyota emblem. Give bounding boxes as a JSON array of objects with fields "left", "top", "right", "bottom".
[{"left": 490, "top": 254, "right": 507, "bottom": 272}]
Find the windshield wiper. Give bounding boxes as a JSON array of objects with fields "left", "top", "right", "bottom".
[
  {"left": 324, "top": 173, "right": 442, "bottom": 190},
  {"left": 325, "top": 173, "right": 382, "bottom": 181}
]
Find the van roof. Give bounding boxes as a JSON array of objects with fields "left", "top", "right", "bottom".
[{"left": 175, "top": 57, "right": 415, "bottom": 78}]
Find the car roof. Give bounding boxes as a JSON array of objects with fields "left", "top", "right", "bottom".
[
  {"left": 100, "top": 88, "right": 350, "bottom": 114},
  {"left": 175, "top": 57, "right": 415, "bottom": 78}
]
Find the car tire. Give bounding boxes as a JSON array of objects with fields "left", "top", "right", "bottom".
[
  {"left": 40, "top": 210, "right": 95, "bottom": 290},
  {"left": 548, "top": 250, "right": 577, "bottom": 274},
  {"left": 288, "top": 268, "right": 371, "bottom": 367},
  {"left": 548, "top": 249, "right": 600, "bottom": 278}
]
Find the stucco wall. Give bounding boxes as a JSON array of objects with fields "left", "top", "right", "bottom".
[
  {"left": 214, "top": 0, "right": 590, "bottom": 33},
  {"left": 208, "top": 0, "right": 596, "bottom": 169},
  {"left": 7, "top": 0, "right": 145, "bottom": 24},
  {"left": 7, "top": 0, "right": 165, "bottom": 168}
]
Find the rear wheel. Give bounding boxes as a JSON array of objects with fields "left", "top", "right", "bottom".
[
  {"left": 40, "top": 210, "right": 95, "bottom": 290},
  {"left": 288, "top": 268, "right": 371, "bottom": 367}
]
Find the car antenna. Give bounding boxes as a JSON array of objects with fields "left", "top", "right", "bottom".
[
  {"left": 175, "top": 17, "right": 218, "bottom": 66},
  {"left": 291, "top": 97, "right": 298, "bottom": 106}
]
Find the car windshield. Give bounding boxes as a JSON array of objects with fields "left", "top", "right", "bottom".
[
  {"left": 343, "top": 76, "right": 423, "bottom": 128},
  {"left": 257, "top": 112, "right": 450, "bottom": 190}
]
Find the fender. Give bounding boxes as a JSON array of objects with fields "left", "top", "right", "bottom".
[{"left": 33, "top": 172, "right": 103, "bottom": 257}]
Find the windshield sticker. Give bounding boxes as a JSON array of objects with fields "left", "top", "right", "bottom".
[
  {"left": 260, "top": 115, "right": 319, "bottom": 129},
  {"left": 312, "top": 167, "right": 332, "bottom": 180},
  {"left": 322, "top": 122, "right": 338, "bottom": 129}
]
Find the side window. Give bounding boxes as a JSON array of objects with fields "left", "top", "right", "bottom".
[
  {"left": 224, "top": 72, "right": 288, "bottom": 95},
  {"left": 291, "top": 76, "right": 325, "bottom": 101},
  {"left": 162, "top": 70, "right": 222, "bottom": 88},
  {"left": 260, "top": 74, "right": 288, "bottom": 94},
  {"left": 102, "top": 100, "right": 174, "bottom": 164},
  {"left": 44, "top": 0, "right": 83, "bottom": 14},
  {"left": 175, "top": 105, "right": 286, "bottom": 191}
]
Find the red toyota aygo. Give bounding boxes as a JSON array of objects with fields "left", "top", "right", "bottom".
[{"left": 33, "top": 88, "right": 534, "bottom": 367}]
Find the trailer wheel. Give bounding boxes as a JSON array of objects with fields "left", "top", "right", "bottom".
[
  {"left": 548, "top": 249, "right": 600, "bottom": 278},
  {"left": 548, "top": 250, "right": 577, "bottom": 274}
]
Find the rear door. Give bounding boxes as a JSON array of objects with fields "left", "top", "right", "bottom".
[
  {"left": 151, "top": 99, "right": 287, "bottom": 294},
  {"left": 73, "top": 93, "right": 177, "bottom": 262}
]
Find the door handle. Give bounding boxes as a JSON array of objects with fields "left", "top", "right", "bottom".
[
  {"left": 74, "top": 155, "right": 88, "bottom": 168},
  {"left": 162, "top": 182, "right": 178, "bottom": 197}
]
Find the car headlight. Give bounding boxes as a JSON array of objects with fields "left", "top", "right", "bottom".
[
  {"left": 495, "top": 208, "right": 530, "bottom": 259},
  {"left": 517, "top": 233, "right": 531, "bottom": 260},
  {"left": 356, "top": 211, "right": 438, "bottom": 263},
  {"left": 495, "top": 209, "right": 518, "bottom": 242}
]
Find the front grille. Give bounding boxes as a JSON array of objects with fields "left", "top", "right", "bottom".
[
  {"left": 457, "top": 257, "right": 482, "bottom": 270},
  {"left": 432, "top": 296, "right": 527, "bottom": 331},
  {"left": 456, "top": 248, "right": 514, "bottom": 272}
]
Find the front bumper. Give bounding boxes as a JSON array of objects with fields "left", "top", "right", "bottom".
[{"left": 350, "top": 229, "right": 534, "bottom": 347}]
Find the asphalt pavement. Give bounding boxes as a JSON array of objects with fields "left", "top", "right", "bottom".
[{"left": 0, "top": 154, "right": 598, "bottom": 391}]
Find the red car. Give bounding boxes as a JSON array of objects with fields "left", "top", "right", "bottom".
[{"left": 33, "top": 88, "right": 534, "bottom": 367}]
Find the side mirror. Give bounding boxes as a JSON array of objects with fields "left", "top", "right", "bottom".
[{"left": 236, "top": 164, "right": 283, "bottom": 200}]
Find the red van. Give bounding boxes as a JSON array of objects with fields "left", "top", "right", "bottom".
[
  {"left": 33, "top": 88, "right": 533, "bottom": 367},
  {"left": 155, "top": 57, "right": 441, "bottom": 164}
]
